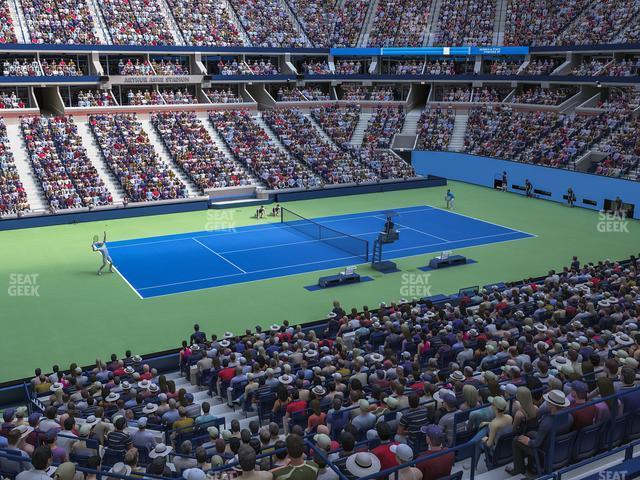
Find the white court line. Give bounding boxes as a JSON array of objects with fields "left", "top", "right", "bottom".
[
  {"left": 373, "top": 215, "right": 450, "bottom": 242},
  {"left": 107, "top": 207, "right": 437, "bottom": 250},
  {"left": 112, "top": 265, "right": 144, "bottom": 300},
  {"left": 137, "top": 229, "right": 530, "bottom": 293},
  {"left": 191, "top": 238, "right": 247, "bottom": 274},
  {"left": 384, "top": 230, "right": 529, "bottom": 255},
  {"left": 428, "top": 205, "right": 538, "bottom": 238},
  {"left": 138, "top": 252, "right": 361, "bottom": 291},
  {"left": 220, "top": 229, "right": 384, "bottom": 254}
]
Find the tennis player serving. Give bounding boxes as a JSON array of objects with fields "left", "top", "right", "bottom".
[{"left": 92, "top": 231, "right": 113, "bottom": 275}]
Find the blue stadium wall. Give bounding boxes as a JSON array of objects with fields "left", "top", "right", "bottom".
[{"left": 412, "top": 151, "right": 640, "bottom": 220}]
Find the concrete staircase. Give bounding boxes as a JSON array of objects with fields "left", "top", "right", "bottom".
[
  {"left": 358, "top": 0, "right": 380, "bottom": 46},
  {"left": 400, "top": 108, "right": 423, "bottom": 137},
  {"left": 197, "top": 113, "right": 259, "bottom": 186},
  {"left": 86, "top": 0, "right": 112, "bottom": 44},
  {"left": 163, "top": 371, "right": 259, "bottom": 430},
  {"left": 493, "top": 0, "right": 507, "bottom": 45},
  {"left": 77, "top": 120, "right": 125, "bottom": 204},
  {"left": 157, "top": 0, "right": 187, "bottom": 45},
  {"left": 304, "top": 114, "right": 343, "bottom": 148},
  {"left": 221, "top": 0, "right": 251, "bottom": 46},
  {"left": 139, "top": 117, "right": 200, "bottom": 197},
  {"left": 424, "top": 0, "right": 443, "bottom": 46},
  {"left": 448, "top": 113, "right": 469, "bottom": 152},
  {"left": 279, "top": 0, "right": 312, "bottom": 47},
  {"left": 5, "top": 121, "right": 48, "bottom": 212},
  {"left": 348, "top": 112, "right": 373, "bottom": 147},
  {"left": 256, "top": 113, "right": 322, "bottom": 183},
  {"left": 7, "top": 0, "right": 29, "bottom": 43},
  {"left": 426, "top": 0, "right": 443, "bottom": 45}
]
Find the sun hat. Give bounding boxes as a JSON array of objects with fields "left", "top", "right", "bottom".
[
  {"left": 105, "top": 392, "right": 120, "bottom": 402},
  {"left": 149, "top": 443, "right": 172, "bottom": 458},
  {"left": 384, "top": 397, "right": 399, "bottom": 409},
  {"left": 345, "top": 452, "right": 381, "bottom": 477},
  {"left": 543, "top": 389, "right": 570, "bottom": 408},
  {"left": 449, "top": 371, "right": 465, "bottom": 382},
  {"left": 108, "top": 463, "right": 131, "bottom": 476},
  {"left": 615, "top": 333, "right": 634, "bottom": 346},
  {"left": 433, "top": 388, "right": 455, "bottom": 403},
  {"left": 84, "top": 415, "right": 98, "bottom": 426},
  {"left": 312, "top": 386, "right": 326, "bottom": 396},
  {"left": 124, "top": 366, "right": 135, "bottom": 375},
  {"left": 183, "top": 469, "right": 206, "bottom": 480},
  {"left": 78, "top": 423, "right": 93, "bottom": 437},
  {"left": 278, "top": 375, "right": 293, "bottom": 385},
  {"left": 50, "top": 383, "right": 64, "bottom": 392},
  {"left": 11, "top": 425, "right": 33, "bottom": 439},
  {"left": 143, "top": 403, "right": 158, "bottom": 414}
]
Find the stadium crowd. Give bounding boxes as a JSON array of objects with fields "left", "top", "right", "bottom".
[
  {"left": 210, "top": 109, "right": 318, "bottom": 189},
  {"left": 435, "top": 0, "right": 496, "bottom": 46},
  {"left": 367, "top": 0, "right": 432, "bottom": 47},
  {"left": 227, "top": 0, "right": 306, "bottom": 48},
  {"left": 89, "top": 113, "right": 187, "bottom": 202},
  {"left": 163, "top": 0, "right": 243, "bottom": 47},
  {"left": 152, "top": 111, "right": 249, "bottom": 190},
  {"left": 74, "top": 90, "right": 115, "bottom": 108},
  {"left": 5, "top": 255, "right": 640, "bottom": 480},
  {"left": 263, "top": 107, "right": 375, "bottom": 184},
  {"left": 0, "top": 118, "right": 29, "bottom": 215},
  {"left": 21, "top": 116, "right": 112, "bottom": 210},
  {"left": 362, "top": 106, "right": 405, "bottom": 149},
  {"left": 204, "top": 88, "right": 242, "bottom": 104},
  {"left": 510, "top": 87, "right": 577, "bottom": 106},
  {"left": 21, "top": 0, "right": 100, "bottom": 44},
  {"left": 98, "top": 0, "right": 175, "bottom": 45},
  {"left": 416, "top": 106, "right": 455, "bottom": 151}
]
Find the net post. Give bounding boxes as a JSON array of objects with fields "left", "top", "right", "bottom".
[{"left": 280, "top": 206, "right": 284, "bottom": 223}]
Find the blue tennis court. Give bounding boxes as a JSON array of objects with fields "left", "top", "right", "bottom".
[{"left": 108, "top": 205, "right": 535, "bottom": 298}]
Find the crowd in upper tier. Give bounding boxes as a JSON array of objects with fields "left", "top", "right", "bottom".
[
  {"left": 0, "top": 118, "right": 29, "bottom": 215},
  {"left": 210, "top": 109, "right": 318, "bottom": 189},
  {"left": 367, "top": 0, "right": 432, "bottom": 47},
  {"left": 152, "top": 111, "right": 250, "bottom": 190},
  {"left": 89, "top": 114, "right": 187, "bottom": 202},
  {"left": 263, "top": 108, "right": 377, "bottom": 184},
  {"left": 22, "top": 116, "right": 112, "bottom": 210},
  {"left": 1, "top": 0, "right": 640, "bottom": 46}
]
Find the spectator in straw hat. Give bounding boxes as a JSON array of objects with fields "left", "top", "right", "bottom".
[{"left": 507, "top": 390, "right": 572, "bottom": 475}]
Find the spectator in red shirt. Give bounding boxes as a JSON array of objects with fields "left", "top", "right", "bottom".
[
  {"left": 569, "top": 381, "right": 596, "bottom": 430},
  {"left": 285, "top": 390, "right": 307, "bottom": 417},
  {"left": 417, "top": 425, "right": 455, "bottom": 480},
  {"left": 371, "top": 422, "right": 399, "bottom": 471}
]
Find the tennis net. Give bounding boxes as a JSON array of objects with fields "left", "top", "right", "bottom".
[{"left": 280, "top": 208, "right": 369, "bottom": 262}]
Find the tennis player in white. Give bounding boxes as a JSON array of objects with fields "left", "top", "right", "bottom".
[{"left": 92, "top": 231, "right": 113, "bottom": 275}]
